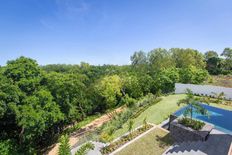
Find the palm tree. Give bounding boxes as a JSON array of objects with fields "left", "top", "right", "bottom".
[
  {"left": 211, "top": 92, "right": 225, "bottom": 104},
  {"left": 178, "top": 89, "right": 208, "bottom": 121},
  {"left": 58, "top": 134, "right": 71, "bottom": 155}
]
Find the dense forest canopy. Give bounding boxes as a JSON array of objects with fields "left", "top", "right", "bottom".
[{"left": 0, "top": 47, "right": 231, "bottom": 154}]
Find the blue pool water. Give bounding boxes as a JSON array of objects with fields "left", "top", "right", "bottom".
[{"left": 174, "top": 104, "right": 232, "bottom": 135}]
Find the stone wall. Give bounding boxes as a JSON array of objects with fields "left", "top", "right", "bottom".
[
  {"left": 175, "top": 83, "right": 232, "bottom": 100},
  {"left": 170, "top": 119, "right": 213, "bottom": 143}
]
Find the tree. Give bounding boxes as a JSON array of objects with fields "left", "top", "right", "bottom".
[
  {"left": 0, "top": 57, "right": 65, "bottom": 153},
  {"left": 221, "top": 48, "right": 232, "bottom": 59},
  {"left": 153, "top": 68, "right": 179, "bottom": 93},
  {"left": 211, "top": 92, "right": 225, "bottom": 104},
  {"left": 45, "top": 72, "right": 88, "bottom": 123},
  {"left": 206, "top": 57, "right": 222, "bottom": 75},
  {"left": 204, "top": 51, "right": 218, "bottom": 60},
  {"left": 170, "top": 48, "right": 206, "bottom": 69},
  {"left": 148, "top": 48, "right": 175, "bottom": 71},
  {"left": 179, "top": 66, "right": 209, "bottom": 84},
  {"left": 94, "top": 75, "right": 123, "bottom": 110},
  {"left": 177, "top": 89, "right": 208, "bottom": 121},
  {"left": 130, "top": 51, "right": 147, "bottom": 66},
  {"left": 221, "top": 48, "right": 232, "bottom": 71},
  {"left": 58, "top": 135, "right": 70, "bottom": 155},
  {"left": 121, "top": 74, "right": 143, "bottom": 99}
]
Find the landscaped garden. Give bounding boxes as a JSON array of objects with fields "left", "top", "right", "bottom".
[
  {"left": 111, "top": 94, "right": 186, "bottom": 138},
  {"left": 115, "top": 128, "right": 173, "bottom": 155}
]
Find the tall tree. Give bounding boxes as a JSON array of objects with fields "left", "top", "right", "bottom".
[
  {"left": 130, "top": 51, "right": 147, "bottom": 66},
  {"left": 170, "top": 48, "right": 206, "bottom": 69},
  {"left": 148, "top": 48, "right": 175, "bottom": 71},
  {"left": 94, "top": 75, "right": 123, "bottom": 110},
  {"left": 221, "top": 48, "right": 232, "bottom": 70},
  {"left": 204, "top": 51, "right": 218, "bottom": 60}
]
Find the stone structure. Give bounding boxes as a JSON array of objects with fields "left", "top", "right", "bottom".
[
  {"left": 169, "top": 118, "right": 214, "bottom": 143},
  {"left": 175, "top": 83, "right": 232, "bottom": 100}
]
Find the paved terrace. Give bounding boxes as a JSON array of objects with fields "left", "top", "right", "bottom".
[{"left": 163, "top": 129, "right": 232, "bottom": 155}]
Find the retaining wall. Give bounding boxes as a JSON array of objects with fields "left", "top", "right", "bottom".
[{"left": 175, "top": 83, "right": 232, "bottom": 100}]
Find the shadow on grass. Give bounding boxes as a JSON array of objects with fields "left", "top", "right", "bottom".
[{"left": 155, "top": 133, "right": 173, "bottom": 148}]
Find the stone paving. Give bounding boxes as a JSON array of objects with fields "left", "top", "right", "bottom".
[{"left": 163, "top": 129, "right": 232, "bottom": 155}]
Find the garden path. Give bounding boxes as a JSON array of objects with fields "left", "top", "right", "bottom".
[{"left": 47, "top": 107, "right": 123, "bottom": 155}]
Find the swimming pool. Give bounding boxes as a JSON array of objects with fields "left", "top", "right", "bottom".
[{"left": 174, "top": 104, "right": 232, "bottom": 135}]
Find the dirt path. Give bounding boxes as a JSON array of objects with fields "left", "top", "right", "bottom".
[{"left": 47, "top": 107, "right": 123, "bottom": 155}]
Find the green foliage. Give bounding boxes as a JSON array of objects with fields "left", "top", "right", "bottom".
[
  {"left": 121, "top": 75, "right": 143, "bottom": 98},
  {"left": 148, "top": 48, "right": 175, "bottom": 71},
  {"left": 75, "top": 142, "right": 94, "bottom": 155},
  {"left": 153, "top": 68, "right": 179, "bottom": 93},
  {"left": 143, "top": 117, "right": 148, "bottom": 129},
  {"left": 94, "top": 75, "right": 123, "bottom": 109},
  {"left": 205, "top": 51, "right": 218, "bottom": 60},
  {"left": 170, "top": 48, "right": 206, "bottom": 69},
  {"left": 1, "top": 45, "right": 230, "bottom": 154},
  {"left": 179, "top": 66, "right": 209, "bottom": 84},
  {"left": 58, "top": 135, "right": 71, "bottom": 155},
  {"left": 130, "top": 51, "right": 147, "bottom": 66},
  {"left": 0, "top": 140, "right": 16, "bottom": 155},
  {"left": 119, "top": 94, "right": 137, "bottom": 108},
  {"left": 127, "top": 120, "right": 134, "bottom": 135},
  {"left": 100, "top": 124, "right": 153, "bottom": 155},
  {"left": 179, "top": 117, "right": 205, "bottom": 130}
]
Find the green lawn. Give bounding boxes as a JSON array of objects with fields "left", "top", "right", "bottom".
[
  {"left": 115, "top": 128, "right": 173, "bottom": 155},
  {"left": 112, "top": 94, "right": 186, "bottom": 138}
]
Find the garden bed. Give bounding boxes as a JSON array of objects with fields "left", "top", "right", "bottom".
[
  {"left": 178, "top": 117, "right": 205, "bottom": 131},
  {"left": 100, "top": 124, "right": 153, "bottom": 155}
]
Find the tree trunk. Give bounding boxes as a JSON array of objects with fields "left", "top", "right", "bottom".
[{"left": 19, "top": 127, "right": 24, "bottom": 145}]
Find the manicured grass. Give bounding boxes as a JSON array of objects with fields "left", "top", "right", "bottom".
[
  {"left": 112, "top": 94, "right": 186, "bottom": 138},
  {"left": 115, "top": 128, "right": 173, "bottom": 155}
]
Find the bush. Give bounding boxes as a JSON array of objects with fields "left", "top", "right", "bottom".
[
  {"left": 100, "top": 124, "right": 153, "bottom": 155},
  {"left": 99, "top": 132, "right": 113, "bottom": 143},
  {"left": 178, "top": 117, "right": 205, "bottom": 130},
  {"left": 75, "top": 142, "right": 94, "bottom": 155}
]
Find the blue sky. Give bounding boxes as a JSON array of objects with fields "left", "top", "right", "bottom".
[{"left": 0, "top": 0, "right": 232, "bottom": 65}]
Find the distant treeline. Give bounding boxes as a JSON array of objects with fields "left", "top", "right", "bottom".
[{"left": 0, "top": 47, "right": 231, "bottom": 154}]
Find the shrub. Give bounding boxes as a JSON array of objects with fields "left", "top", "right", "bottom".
[
  {"left": 99, "top": 132, "right": 113, "bottom": 143},
  {"left": 178, "top": 117, "right": 205, "bottom": 130},
  {"left": 100, "top": 124, "right": 153, "bottom": 154},
  {"left": 75, "top": 142, "right": 94, "bottom": 155}
]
